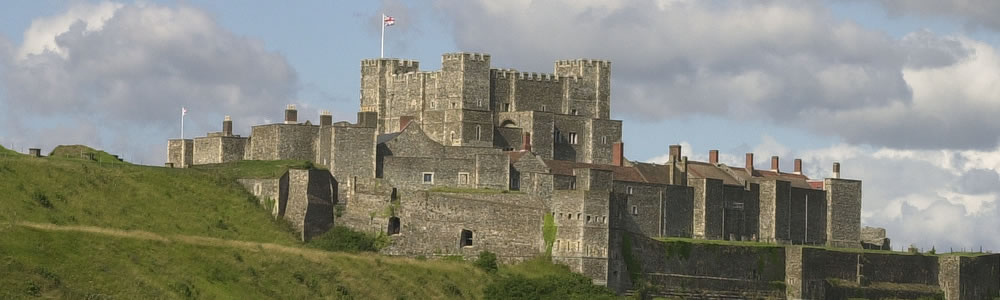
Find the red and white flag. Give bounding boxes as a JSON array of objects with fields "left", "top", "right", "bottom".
[
  {"left": 383, "top": 15, "right": 395, "bottom": 27},
  {"left": 182, "top": 107, "right": 188, "bottom": 116}
]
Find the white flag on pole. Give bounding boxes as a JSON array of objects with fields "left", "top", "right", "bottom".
[
  {"left": 182, "top": 107, "right": 188, "bottom": 116},
  {"left": 383, "top": 15, "right": 395, "bottom": 26}
]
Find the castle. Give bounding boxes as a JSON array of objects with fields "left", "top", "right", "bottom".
[{"left": 166, "top": 53, "right": 883, "bottom": 295}]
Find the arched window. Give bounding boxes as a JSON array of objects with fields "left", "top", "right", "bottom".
[{"left": 388, "top": 217, "right": 400, "bottom": 235}]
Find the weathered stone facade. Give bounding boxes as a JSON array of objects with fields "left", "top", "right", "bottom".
[{"left": 166, "top": 52, "right": 888, "bottom": 295}]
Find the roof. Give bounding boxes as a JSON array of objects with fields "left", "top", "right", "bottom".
[
  {"left": 632, "top": 162, "right": 671, "bottom": 185},
  {"left": 543, "top": 160, "right": 647, "bottom": 183},
  {"left": 376, "top": 132, "right": 402, "bottom": 144},
  {"left": 686, "top": 161, "right": 742, "bottom": 186},
  {"left": 726, "top": 166, "right": 815, "bottom": 189},
  {"left": 505, "top": 151, "right": 529, "bottom": 163}
]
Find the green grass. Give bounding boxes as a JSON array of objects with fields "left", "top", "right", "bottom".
[
  {"left": 0, "top": 152, "right": 299, "bottom": 245},
  {"left": 0, "top": 145, "right": 22, "bottom": 156},
  {"left": 49, "top": 144, "right": 129, "bottom": 164},
  {"left": 0, "top": 226, "right": 485, "bottom": 299},
  {"left": 0, "top": 146, "right": 620, "bottom": 299}
]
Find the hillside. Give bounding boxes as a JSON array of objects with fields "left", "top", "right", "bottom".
[{"left": 0, "top": 147, "right": 617, "bottom": 299}]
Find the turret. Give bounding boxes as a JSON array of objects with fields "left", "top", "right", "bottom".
[{"left": 555, "top": 59, "right": 611, "bottom": 119}]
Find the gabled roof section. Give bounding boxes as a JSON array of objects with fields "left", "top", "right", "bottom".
[
  {"left": 632, "top": 162, "right": 670, "bottom": 185},
  {"left": 544, "top": 159, "right": 646, "bottom": 183},
  {"left": 376, "top": 132, "right": 402, "bottom": 144},
  {"left": 687, "top": 161, "right": 743, "bottom": 186},
  {"left": 508, "top": 151, "right": 550, "bottom": 174}
]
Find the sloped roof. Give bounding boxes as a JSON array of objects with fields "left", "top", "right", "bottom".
[
  {"left": 687, "top": 161, "right": 743, "bottom": 186},
  {"left": 376, "top": 132, "right": 402, "bottom": 145},
  {"left": 543, "top": 159, "right": 647, "bottom": 183},
  {"left": 632, "top": 162, "right": 671, "bottom": 185}
]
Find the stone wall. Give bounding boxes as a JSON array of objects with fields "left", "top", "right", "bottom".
[
  {"left": 789, "top": 187, "right": 827, "bottom": 245},
  {"left": 247, "top": 124, "right": 318, "bottom": 161},
  {"left": 787, "top": 246, "right": 944, "bottom": 299},
  {"left": 475, "top": 153, "right": 510, "bottom": 190},
  {"left": 939, "top": 254, "right": 1000, "bottom": 300},
  {"left": 237, "top": 177, "right": 283, "bottom": 217},
  {"left": 613, "top": 181, "right": 666, "bottom": 238},
  {"left": 166, "top": 139, "right": 193, "bottom": 168},
  {"left": 758, "top": 179, "right": 791, "bottom": 243},
  {"left": 690, "top": 177, "right": 725, "bottom": 240},
  {"left": 825, "top": 178, "right": 862, "bottom": 248},
  {"left": 237, "top": 169, "right": 333, "bottom": 242},
  {"left": 662, "top": 184, "right": 694, "bottom": 237}
]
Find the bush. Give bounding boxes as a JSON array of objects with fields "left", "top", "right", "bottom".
[
  {"left": 474, "top": 251, "right": 498, "bottom": 273},
  {"left": 307, "top": 227, "right": 384, "bottom": 253},
  {"left": 484, "top": 257, "right": 617, "bottom": 300}
]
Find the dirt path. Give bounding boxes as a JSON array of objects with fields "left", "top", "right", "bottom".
[{"left": 15, "top": 221, "right": 341, "bottom": 263}]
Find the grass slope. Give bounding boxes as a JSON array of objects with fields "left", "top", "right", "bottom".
[{"left": 0, "top": 149, "right": 619, "bottom": 299}]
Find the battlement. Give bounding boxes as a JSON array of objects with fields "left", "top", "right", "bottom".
[
  {"left": 555, "top": 59, "right": 611, "bottom": 68},
  {"left": 389, "top": 71, "right": 434, "bottom": 81},
  {"left": 442, "top": 52, "right": 491, "bottom": 62},
  {"left": 360, "top": 58, "right": 420, "bottom": 68},
  {"left": 491, "top": 69, "right": 561, "bottom": 82}
]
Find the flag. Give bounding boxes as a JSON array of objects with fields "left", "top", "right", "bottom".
[
  {"left": 182, "top": 107, "right": 187, "bottom": 116},
  {"left": 383, "top": 15, "right": 395, "bottom": 27}
]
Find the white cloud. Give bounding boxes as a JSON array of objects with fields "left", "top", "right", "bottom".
[
  {"left": 432, "top": 0, "right": 1000, "bottom": 150},
  {"left": 869, "top": 0, "right": 1000, "bottom": 32},
  {"left": 0, "top": 2, "right": 299, "bottom": 164}
]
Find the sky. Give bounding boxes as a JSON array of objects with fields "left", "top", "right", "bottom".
[{"left": 2, "top": 0, "right": 1000, "bottom": 253}]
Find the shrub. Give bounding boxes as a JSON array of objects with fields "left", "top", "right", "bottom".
[
  {"left": 484, "top": 257, "right": 617, "bottom": 300},
  {"left": 474, "top": 251, "right": 498, "bottom": 273},
  {"left": 307, "top": 226, "right": 383, "bottom": 253}
]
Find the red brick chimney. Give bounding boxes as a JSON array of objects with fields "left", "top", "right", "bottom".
[
  {"left": 746, "top": 153, "right": 754, "bottom": 174},
  {"left": 794, "top": 158, "right": 802, "bottom": 175},
  {"left": 399, "top": 116, "right": 414, "bottom": 131},
  {"left": 771, "top": 156, "right": 780, "bottom": 172},
  {"left": 523, "top": 132, "right": 532, "bottom": 152},
  {"left": 669, "top": 145, "right": 681, "bottom": 162},
  {"left": 613, "top": 142, "right": 625, "bottom": 166},
  {"left": 709, "top": 150, "right": 719, "bottom": 164}
]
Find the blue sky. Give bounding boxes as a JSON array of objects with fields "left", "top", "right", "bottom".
[{"left": 3, "top": 0, "right": 1000, "bottom": 252}]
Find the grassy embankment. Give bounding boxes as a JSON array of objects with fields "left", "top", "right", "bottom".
[{"left": 0, "top": 145, "right": 617, "bottom": 299}]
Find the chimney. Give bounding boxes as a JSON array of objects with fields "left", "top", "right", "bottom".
[
  {"left": 222, "top": 116, "right": 233, "bottom": 136},
  {"left": 771, "top": 156, "right": 780, "bottom": 172},
  {"left": 669, "top": 144, "right": 681, "bottom": 162},
  {"left": 284, "top": 104, "right": 297, "bottom": 124},
  {"left": 832, "top": 162, "right": 841, "bottom": 179},
  {"left": 709, "top": 150, "right": 719, "bottom": 164},
  {"left": 745, "top": 153, "right": 754, "bottom": 174},
  {"left": 399, "top": 116, "right": 414, "bottom": 131},
  {"left": 319, "top": 111, "right": 332, "bottom": 126},
  {"left": 523, "top": 132, "right": 532, "bottom": 152},
  {"left": 794, "top": 158, "right": 803, "bottom": 175},
  {"left": 612, "top": 142, "right": 624, "bottom": 166}
]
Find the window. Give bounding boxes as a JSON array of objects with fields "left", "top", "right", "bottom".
[
  {"left": 476, "top": 125, "right": 482, "bottom": 141},
  {"left": 478, "top": 98, "right": 483, "bottom": 107},
  {"left": 541, "top": 105, "right": 547, "bottom": 111},
  {"left": 627, "top": 186, "right": 634, "bottom": 195},
  {"left": 458, "top": 172, "right": 470, "bottom": 185},
  {"left": 388, "top": 217, "right": 400, "bottom": 235},
  {"left": 502, "top": 103, "right": 511, "bottom": 112},
  {"left": 586, "top": 215, "right": 591, "bottom": 223},
  {"left": 569, "top": 132, "right": 578, "bottom": 144},
  {"left": 571, "top": 109, "right": 578, "bottom": 115},
  {"left": 254, "top": 183, "right": 262, "bottom": 196},
  {"left": 460, "top": 229, "right": 473, "bottom": 247},
  {"left": 577, "top": 213, "right": 581, "bottom": 220},
  {"left": 553, "top": 129, "right": 561, "bottom": 143},
  {"left": 452, "top": 102, "right": 457, "bottom": 109},
  {"left": 602, "top": 136, "right": 608, "bottom": 144},
  {"left": 422, "top": 172, "right": 434, "bottom": 184},
  {"left": 568, "top": 214, "right": 572, "bottom": 220},
  {"left": 631, "top": 205, "right": 638, "bottom": 215},
  {"left": 569, "top": 180, "right": 576, "bottom": 190}
]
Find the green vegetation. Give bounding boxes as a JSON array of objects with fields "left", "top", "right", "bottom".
[
  {"left": 48, "top": 144, "right": 129, "bottom": 164},
  {"left": 306, "top": 226, "right": 389, "bottom": 253},
  {"left": 474, "top": 251, "right": 499, "bottom": 273},
  {"left": 621, "top": 234, "right": 642, "bottom": 285},
  {"left": 484, "top": 256, "right": 618, "bottom": 300},
  {"left": 0, "top": 146, "right": 620, "bottom": 299},
  {"left": 0, "top": 145, "right": 22, "bottom": 156},
  {"left": 543, "top": 213, "right": 557, "bottom": 256}
]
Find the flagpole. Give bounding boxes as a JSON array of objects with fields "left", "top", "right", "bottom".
[
  {"left": 380, "top": 13, "right": 385, "bottom": 58},
  {"left": 181, "top": 108, "right": 185, "bottom": 139}
]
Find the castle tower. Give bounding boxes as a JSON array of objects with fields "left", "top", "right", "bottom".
[
  {"left": 825, "top": 162, "right": 861, "bottom": 248},
  {"left": 359, "top": 58, "right": 420, "bottom": 133},
  {"left": 555, "top": 59, "right": 611, "bottom": 119},
  {"left": 435, "top": 53, "right": 494, "bottom": 147}
]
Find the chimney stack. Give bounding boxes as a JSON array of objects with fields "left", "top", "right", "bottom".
[
  {"left": 794, "top": 159, "right": 803, "bottom": 175},
  {"left": 523, "top": 132, "right": 532, "bottom": 152},
  {"left": 669, "top": 145, "right": 682, "bottom": 162},
  {"left": 612, "top": 142, "right": 625, "bottom": 166},
  {"left": 399, "top": 116, "right": 414, "bottom": 131},
  {"left": 833, "top": 162, "right": 841, "bottom": 179},
  {"left": 319, "top": 110, "right": 332, "bottom": 126},
  {"left": 222, "top": 116, "right": 233, "bottom": 136},
  {"left": 771, "top": 156, "right": 780, "bottom": 172},
  {"left": 284, "top": 104, "right": 297, "bottom": 124},
  {"left": 746, "top": 153, "right": 754, "bottom": 174},
  {"left": 709, "top": 150, "right": 719, "bottom": 164}
]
